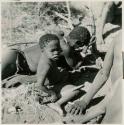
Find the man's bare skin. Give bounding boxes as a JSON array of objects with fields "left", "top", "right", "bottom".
[
  {"left": 65, "top": 32, "right": 122, "bottom": 123},
  {"left": 96, "top": 1, "right": 122, "bottom": 45}
]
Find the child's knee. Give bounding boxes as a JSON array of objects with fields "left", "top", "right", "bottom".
[
  {"left": 60, "top": 84, "right": 80, "bottom": 96},
  {"left": 61, "top": 85, "right": 75, "bottom": 93}
]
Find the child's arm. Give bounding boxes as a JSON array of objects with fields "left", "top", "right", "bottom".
[
  {"left": 61, "top": 39, "right": 78, "bottom": 68},
  {"left": 36, "top": 57, "right": 51, "bottom": 95},
  {"left": 36, "top": 57, "right": 58, "bottom": 102}
]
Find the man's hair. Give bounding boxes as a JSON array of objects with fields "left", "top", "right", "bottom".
[
  {"left": 39, "top": 34, "right": 59, "bottom": 49},
  {"left": 68, "top": 26, "right": 91, "bottom": 47}
]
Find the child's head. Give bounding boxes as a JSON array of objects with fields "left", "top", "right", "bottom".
[
  {"left": 67, "top": 26, "right": 91, "bottom": 49},
  {"left": 39, "top": 34, "right": 61, "bottom": 60}
]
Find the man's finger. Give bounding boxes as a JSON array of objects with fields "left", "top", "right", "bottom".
[
  {"left": 79, "top": 107, "right": 83, "bottom": 115},
  {"left": 65, "top": 104, "right": 73, "bottom": 112},
  {"left": 70, "top": 107, "right": 76, "bottom": 114},
  {"left": 74, "top": 107, "right": 80, "bottom": 115}
]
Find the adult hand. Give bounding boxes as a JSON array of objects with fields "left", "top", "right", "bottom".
[{"left": 65, "top": 100, "right": 87, "bottom": 115}]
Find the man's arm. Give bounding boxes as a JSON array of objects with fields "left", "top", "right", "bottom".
[
  {"left": 96, "top": 2, "right": 114, "bottom": 44},
  {"left": 83, "top": 39, "right": 115, "bottom": 105},
  {"left": 66, "top": 38, "right": 115, "bottom": 115}
]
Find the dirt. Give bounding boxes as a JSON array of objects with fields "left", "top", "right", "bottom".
[
  {"left": 2, "top": 68, "right": 109, "bottom": 124},
  {"left": 1, "top": 28, "right": 119, "bottom": 123},
  {"left": 2, "top": 83, "right": 63, "bottom": 124}
]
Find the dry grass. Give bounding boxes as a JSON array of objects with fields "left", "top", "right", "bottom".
[{"left": 2, "top": 82, "right": 63, "bottom": 124}]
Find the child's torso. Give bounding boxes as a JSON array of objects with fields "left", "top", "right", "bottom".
[
  {"left": 23, "top": 44, "right": 69, "bottom": 84},
  {"left": 47, "top": 60, "right": 69, "bottom": 86}
]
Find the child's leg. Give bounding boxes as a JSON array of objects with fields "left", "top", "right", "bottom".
[
  {"left": 2, "top": 48, "right": 17, "bottom": 80},
  {"left": 57, "top": 85, "right": 80, "bottom": 105},
  {"left": 48, "top": 84, "right": 80, "bottom": 116}
]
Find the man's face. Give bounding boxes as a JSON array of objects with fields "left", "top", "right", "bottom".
[{"left": 44, "top": 40, "right": 61, "bottom": 61}]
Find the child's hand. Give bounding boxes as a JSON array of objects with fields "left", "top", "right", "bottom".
[
  {"left": 34, "top": 89, "right": 58, "bottom": 103},
  {"left": 34, "top": 86, "right": 49, "bottom": 97},
  {"left": 65, "top": 100, "right": 87, "bottom": 115},
  {"left": 48, "top": 90, "right": 58, "bottom": 102}
]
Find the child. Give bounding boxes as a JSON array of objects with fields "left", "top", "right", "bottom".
[
  {"left": 2, "top": 34, "right": 71, "bottom": 80},
  {"left": 66, "top": 26, "right": 101, "bottom": 69},
  {"left": 56, "top": 26, "right": 92, "bottom": 70},
  {"left": 2, "top": 27, "right": 92, "bottom": 80},
  {"left": 2, "top": 34, "right": 80, "bottom": 115},
  {"left": 34, "top": 34, "right": 80, "bottom": 116}
]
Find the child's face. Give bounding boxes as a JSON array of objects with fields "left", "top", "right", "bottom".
[{"left": 44, "top": 40, "right": 61, "bottom": 61}]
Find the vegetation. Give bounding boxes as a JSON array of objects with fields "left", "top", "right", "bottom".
[{"left": 1, "top": 2, "right": 94, "bottom": 49}]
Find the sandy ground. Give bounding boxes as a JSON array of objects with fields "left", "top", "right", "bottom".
[
  {"left": 1, "top": 24, "right": 121, "bottom": 124},
  {"left": 2, "top": 83, "right": 63, "bottom": 124},
  {"left": 2, "top": 69, "right": 110, "bottom": 124}
]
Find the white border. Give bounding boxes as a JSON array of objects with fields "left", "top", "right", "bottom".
[{"left": 0, "top": 0, "right": 123, "bottom": 125}]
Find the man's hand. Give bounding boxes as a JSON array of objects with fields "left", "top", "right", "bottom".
[{"left": 65, "top": 100, "right": 87, "bottom": 115}]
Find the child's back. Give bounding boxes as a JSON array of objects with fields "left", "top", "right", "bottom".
[{"left": 23, "top": 45, "right": 42, "bottom": 73}]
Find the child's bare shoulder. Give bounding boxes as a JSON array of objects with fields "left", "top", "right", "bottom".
[{"left": 38, "top": 53, "right": 52, "bottom": 69}]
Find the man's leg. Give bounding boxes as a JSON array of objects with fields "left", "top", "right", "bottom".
[{"left": 102, "top": 79, "right": 122, "bottom": 123}]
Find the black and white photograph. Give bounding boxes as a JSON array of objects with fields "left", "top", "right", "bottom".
[{"left": 1, "top": 0, "right": 123, "bottom": 124}]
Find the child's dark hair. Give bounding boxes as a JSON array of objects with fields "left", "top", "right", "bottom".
[
  {"left": 68, "top": 26, "right": 91, "bottom": 47},
  {"left": 39, "top": 34, "right": 59, "bottom": 49}
]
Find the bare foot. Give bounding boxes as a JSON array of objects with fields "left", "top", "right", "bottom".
[{"left": 47, "top": 103, "right": 63, "bottom": 116}]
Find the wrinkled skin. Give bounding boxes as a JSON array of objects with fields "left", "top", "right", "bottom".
[{"left": 65, "top": 100, "right": 87, "bottom": 115}]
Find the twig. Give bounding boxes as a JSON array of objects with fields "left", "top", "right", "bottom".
[
  {"left": 54, "top": 11, "right": 69, "bottom": 22},
  {"left": 8, "top": 4, "right": 12, "bottom": 43},
  {"left": 89, "top": 8, "right": 96, "bottom": 36},
  {"left": 66, "top": 1, "right": 73, "bottom": 29},
  {"left": 58, "top": 24, "right": 71, "bottom": 29},
  {"left": 53, "top": 4, "right": 73, "bottom": 30},
  {"left": 7, "top": 42, "right": 37, "bottom": 47},
  {"left": 66, "top": 1, "right": 71, "bottom": 20}
]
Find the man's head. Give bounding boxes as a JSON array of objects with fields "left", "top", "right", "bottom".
[
  {"left": 67, "top": 26, "right": 91, "bottom": 50},
  {"left": 39, "top": 34, "right": 61, "bottom": 61}
]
